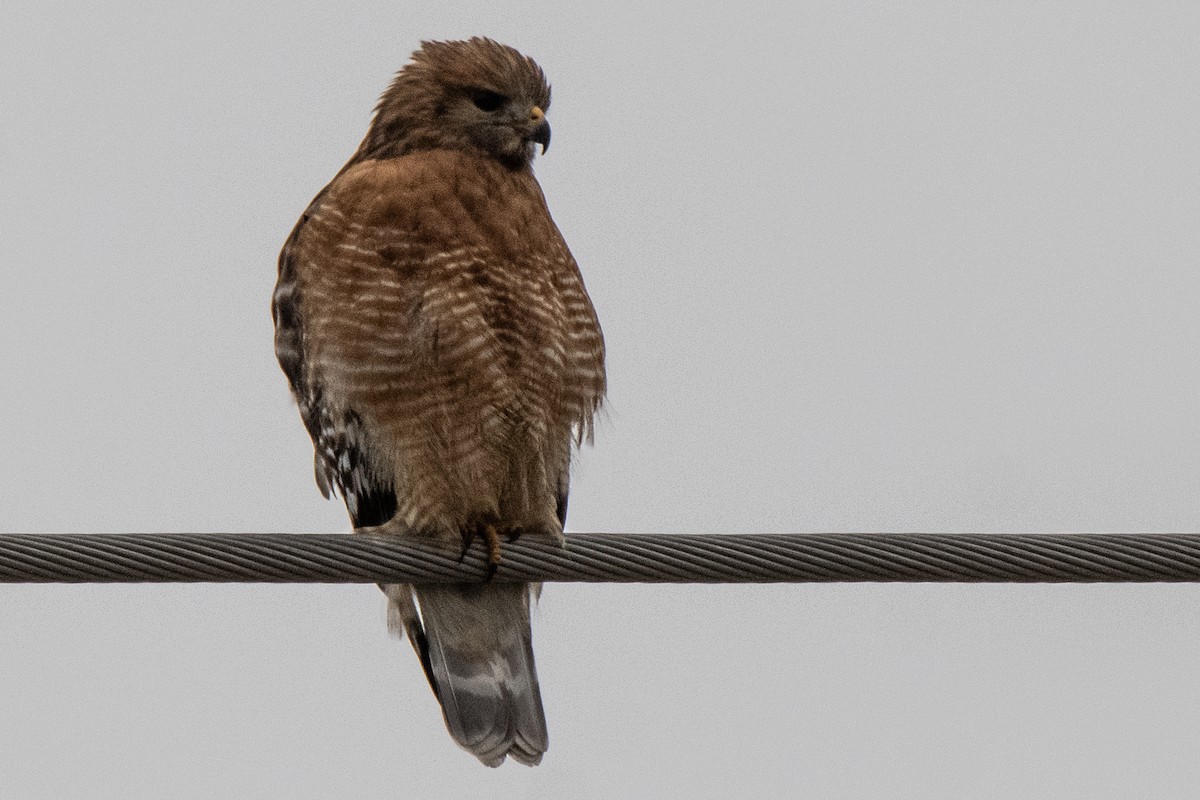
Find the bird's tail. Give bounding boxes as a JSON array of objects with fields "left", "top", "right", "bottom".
[{"left": 388, "top": 582, "right": 548, "bottom": 767}]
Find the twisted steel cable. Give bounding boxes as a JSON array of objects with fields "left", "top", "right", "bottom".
[{"left": 1, "top": 533, "right": 1200, "bottom": 583}]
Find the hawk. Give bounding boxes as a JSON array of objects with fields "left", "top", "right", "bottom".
[{"left": 272, "top": 38, "right": 605, "bottom": 766}]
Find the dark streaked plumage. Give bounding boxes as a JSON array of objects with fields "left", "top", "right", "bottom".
[{"left": 272, "top": 38, "right": 605, "bottom": 766}]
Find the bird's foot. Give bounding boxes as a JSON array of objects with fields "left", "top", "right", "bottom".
[{"left": 459, "top": 520, "right": 518, "bottom": 580}]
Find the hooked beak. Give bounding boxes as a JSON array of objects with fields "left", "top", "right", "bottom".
[
  {"left": 531, "top": 120, "right": 551, "bottom": 153},
  {"left": 529, "top": 106, "right": 551, "bottom": 154}
]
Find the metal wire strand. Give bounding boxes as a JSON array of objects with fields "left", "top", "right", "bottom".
[{"left": 1, "top": 533, "right": 1200, "bottom": 583}]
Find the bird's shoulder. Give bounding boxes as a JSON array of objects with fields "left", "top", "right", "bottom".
[
  {"left": 325, "top": 151, "right": 538, "bottom": 215},
  {"left": 294, "top": 152, "right": 558, "bottom": 266}
]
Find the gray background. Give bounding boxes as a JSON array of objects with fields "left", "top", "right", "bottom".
[{"left": 2, "top": 2, "right": 1199, "bottom": 797}]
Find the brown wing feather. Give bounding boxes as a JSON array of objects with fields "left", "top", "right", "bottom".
[{"left": 273, "top": 189, "right": 398, "bottom": 528}]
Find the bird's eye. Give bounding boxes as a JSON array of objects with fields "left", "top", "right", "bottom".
[{"left": 470, "top": 90, "right": 507, "bottom": 112}]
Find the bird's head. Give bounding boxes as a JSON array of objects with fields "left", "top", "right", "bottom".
[{"left": 357, "top": 37, "right": 553, "bottom": 169}]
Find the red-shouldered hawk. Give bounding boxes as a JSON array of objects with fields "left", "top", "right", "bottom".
[{"left": 272, "top": 38, "right": 605, "bottom": 767}]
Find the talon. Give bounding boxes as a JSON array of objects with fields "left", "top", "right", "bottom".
[
  {"left": 483, "top": 522, "right": 502, "bottom": 581},
  {"left": 458, "top": 527, "right": 475, "bottom": 562}
]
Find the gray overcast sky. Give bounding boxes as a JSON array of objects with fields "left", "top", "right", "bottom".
[{"left": 2, "top": 1, "right": 1199, "bottom": 797}]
